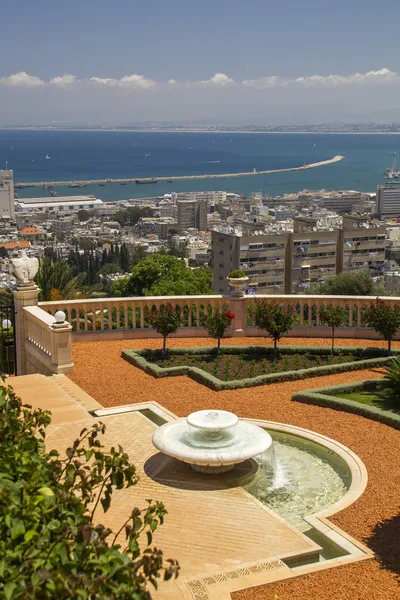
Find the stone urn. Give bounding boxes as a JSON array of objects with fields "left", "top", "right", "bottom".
[{"left": 227, "top": 276, "right": 249, "bottom": 297}]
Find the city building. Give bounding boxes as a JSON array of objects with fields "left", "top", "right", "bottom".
[
  {"left": 211, "top": 215, "right": 386, "bottom": 295},
  {"left": 171, "top": 191, "right": 227, "bottom": 204},
  {"left": 15, "top": 195, "right": 103, "bottom": 215},
  {"left": 177, "top": 198, "right": 207, "bottom": 232},
  {"left": 376, "top": 184, "right": 400, "bottom": 217},
  {"left": 0, "top": 170, "right": 15, "bottom": 219}
]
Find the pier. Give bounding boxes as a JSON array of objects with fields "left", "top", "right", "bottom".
[{"left": 15, "top": 154, "right": 344, "bottom": 188}]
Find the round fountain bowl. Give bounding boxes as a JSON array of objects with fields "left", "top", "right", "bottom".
[
  {"left": 187, "top": 409, "right": 238, "bottom": 431},
  {"left": 152, "top": 410, "right": 272, "bottom": 474}
]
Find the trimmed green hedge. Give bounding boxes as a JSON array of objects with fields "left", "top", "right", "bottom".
[
  {"left": 121, "top": 346, "right": 398, "bottom": 392},
  {"left": 293, "top": 380, "right": 400, "bottom": 430}
]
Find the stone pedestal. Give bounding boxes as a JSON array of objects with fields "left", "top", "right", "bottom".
[
  {"left": 50, "top": 321, "right": 74, "bottom": 374},
  {"left": 229, "top": 297, "right": 247, "bottom": 337},
  {"left": 13, "top": 283, "right": 40, "bottom": 375}
]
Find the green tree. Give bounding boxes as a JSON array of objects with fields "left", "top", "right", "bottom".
[
  {"left": 0, "top": 382, "right": 179, "bottom": 599},
  {"left": 149, "top": 303, "right": 181, "bottom": 351},
  {"left": 255, "top": 300, "right": 295, "bottom": 354},
  {"left": 318, "top": 305, "right": 347, "bottom": 352},
  {"left": 364, "top": 298, "right": 400, "bottom": 352},
  {"left": 77, "top": 209, "right": 91, "bottom": 222},
  {"left": 35, "top": 258, "right": 87, "bottom": 301},
  {"left": 114, "top": 207, "right": 154, "bottom": 227},
  {"left": 202, "top": 304, "right": 235, "bottom": 353},
  {"left": 131, "top": 245, "right": 148, "bottom": 267},
  {"left": 308, "top": 270, "right": 385, "bottom": 296},
  {"left": 113, "top": 255, "right": 213, "bottom": 297},
  {"left": 120, "top": 243, "right": 131, "bottom": 272}
]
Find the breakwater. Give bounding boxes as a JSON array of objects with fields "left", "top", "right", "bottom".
[{"left": 16, "top": 155, "right": 344, "bottom": 187}]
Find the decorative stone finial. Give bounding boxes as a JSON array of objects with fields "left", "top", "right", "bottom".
[{"left": 10, "top": 251, "right": 39, "bottom": 286}]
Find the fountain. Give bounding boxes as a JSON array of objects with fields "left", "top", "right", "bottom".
[{"left": 152, "top": 409, "right": 272, "bottom": 473}]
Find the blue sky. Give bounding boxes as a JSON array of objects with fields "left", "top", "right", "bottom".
[{"left": 1, "top": 0, "right": 400, "bottom": 124}]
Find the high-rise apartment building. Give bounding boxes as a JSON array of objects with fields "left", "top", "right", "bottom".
[
  {"left": 211, "top": 215, "right": 386, "bottom": 294},
  {"left": 376, "top": 185, "right": 400, "bottom": 217},
  {"left": 0, "top": 170, "right": 15, "bottom": 219},
  {"left": 177, "top": 199, "right": 207, "bottom": 232}
]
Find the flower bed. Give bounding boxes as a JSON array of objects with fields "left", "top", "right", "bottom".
[{"left": 122, "top": 346, "right": 397, "bottom": 391}]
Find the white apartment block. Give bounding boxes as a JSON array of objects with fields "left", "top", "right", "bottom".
[{"left": 0, "top": 170, "right": 15, "bottom": 219}]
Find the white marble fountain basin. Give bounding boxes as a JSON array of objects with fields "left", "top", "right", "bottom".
[{"left": 152, "top": 410, "right": 272, "bottom": 473}]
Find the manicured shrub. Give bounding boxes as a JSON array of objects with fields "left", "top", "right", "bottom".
[
  {"left": 201, "top": 303, "right": 235, "bottom": 353},
  {"left": 254, "top": 300, "right": 295, "bottom": 354},
  {"left": 364, "top": 298, "right": 400, "bottom": 353},
  {"left": 318, "top": 305, "right": 347, "bottom": 352},
  {"left": 149, "top": 303, "right": 181, "bottom": 352},
  {"left": 228, "top": 269, "right": 245, "bottom": 278}
]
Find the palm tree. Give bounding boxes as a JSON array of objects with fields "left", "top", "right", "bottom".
[{"left": 35, "top": 258, "right": 87, "bottom": 302}]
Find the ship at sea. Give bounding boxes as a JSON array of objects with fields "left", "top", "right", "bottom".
[
  {"left": 135, "top": 178, "right": 157, "bottom": 184},
  {"left": 68, "top": 183, "right": 86, "bottom": 188},
  {"left": 384, "top": 152, "right": 400, "bottom": 179}
]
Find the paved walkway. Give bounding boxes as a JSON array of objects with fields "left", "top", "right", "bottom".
[{"left": 45, "top": 410, "right": 321, "bottom": 599}]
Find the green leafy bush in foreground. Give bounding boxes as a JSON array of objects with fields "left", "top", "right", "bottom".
[{"left": 0, "top": 382, "right": 178, "bottom": 599}]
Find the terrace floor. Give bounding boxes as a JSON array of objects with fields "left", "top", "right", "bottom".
[{"left": 66, "top": 336, "right": 400, "bottom": 599}]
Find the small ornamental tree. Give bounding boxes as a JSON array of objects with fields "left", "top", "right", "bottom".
[
  {"left": 318, "top": 305, "right": 346, "bottom": 352},
  {"left": 0, "top": 382, "right": 179, "bottom": 600},
  {"left": 364, "top": 298, "right": 400, "bottom": 353},
  {"left": 202, "top": 304, "right": 235, "bottom": 353},
  {"left": 255, "top": 300, "right": 294, "bottom": 354},
  {"left": 149, "top": 303, "right": 181, "bottom": 352}
]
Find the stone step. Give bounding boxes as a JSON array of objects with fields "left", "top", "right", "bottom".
[{"left": 7, "top": 374, "right": 95, "bottom": 424}]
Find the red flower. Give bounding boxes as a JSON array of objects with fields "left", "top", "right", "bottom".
[
  {"left": 225, "top": 312, "right": 235, "bottom": 319},
  {"left": 376, "top": 297, "right": 385, "bottom": 305}
]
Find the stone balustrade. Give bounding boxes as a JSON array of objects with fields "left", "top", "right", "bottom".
[
  {"left": 23, "top": 305, "right": 74, "bottom": 375},
  {"left": 38, "top": 294, "right": 398, "bottom": 342}
]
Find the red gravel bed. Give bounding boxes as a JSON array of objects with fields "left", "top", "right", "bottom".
[{"left": 69, "top": 336, "right": 400, "bottom": 599}]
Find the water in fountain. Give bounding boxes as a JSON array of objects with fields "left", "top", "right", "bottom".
[
  {"left": 257, "top": 445, "right": 293, "bottom": 492},
  {"left": 245, "top": 431, "right": 350, "bottom": 529}
]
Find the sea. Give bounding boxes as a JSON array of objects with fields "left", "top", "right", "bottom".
[{"left": 0, "top": 129, "right": 399, "bottom": 202}]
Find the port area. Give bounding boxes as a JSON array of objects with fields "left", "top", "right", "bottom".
[{"left": 15, "top": 154, "right": 344, "bottom": 188}]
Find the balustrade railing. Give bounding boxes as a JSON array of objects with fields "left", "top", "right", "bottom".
[
  {"left": 23, "top": 305, "right": 73, "bottom": 375},
  {"left": 24, "top": 306, "right": 54, "bottom": 357},
  {"left": 38, "top": 294, "right": 399, "bottom": 341}
]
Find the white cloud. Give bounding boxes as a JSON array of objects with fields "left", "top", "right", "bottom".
[
  {"left": 242, "top": 75, "right": 288, "bottom": 88},
  {"left": 49, "top": 74, "right": 78, "bottom": 86},
  {"left": 0, "top": 71, "right": 44, "bottom": 87},
  {"left": 0, "top": 67, "right": 399, "bottom": 92},
  {"left": 296, "top": 67, "right": 399, "bottom": 86},
  {"left": 119, "top": 74, "right": 155, "bottom": 88},
  {"left": 89, "top": 74, "right": 156, "bottom": 88},
  {"left": 200, "top": 72, "right": 235, "bottom": 86},
  {"left": 242, "top": 67, "right": 400, "bottom": 89}
]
